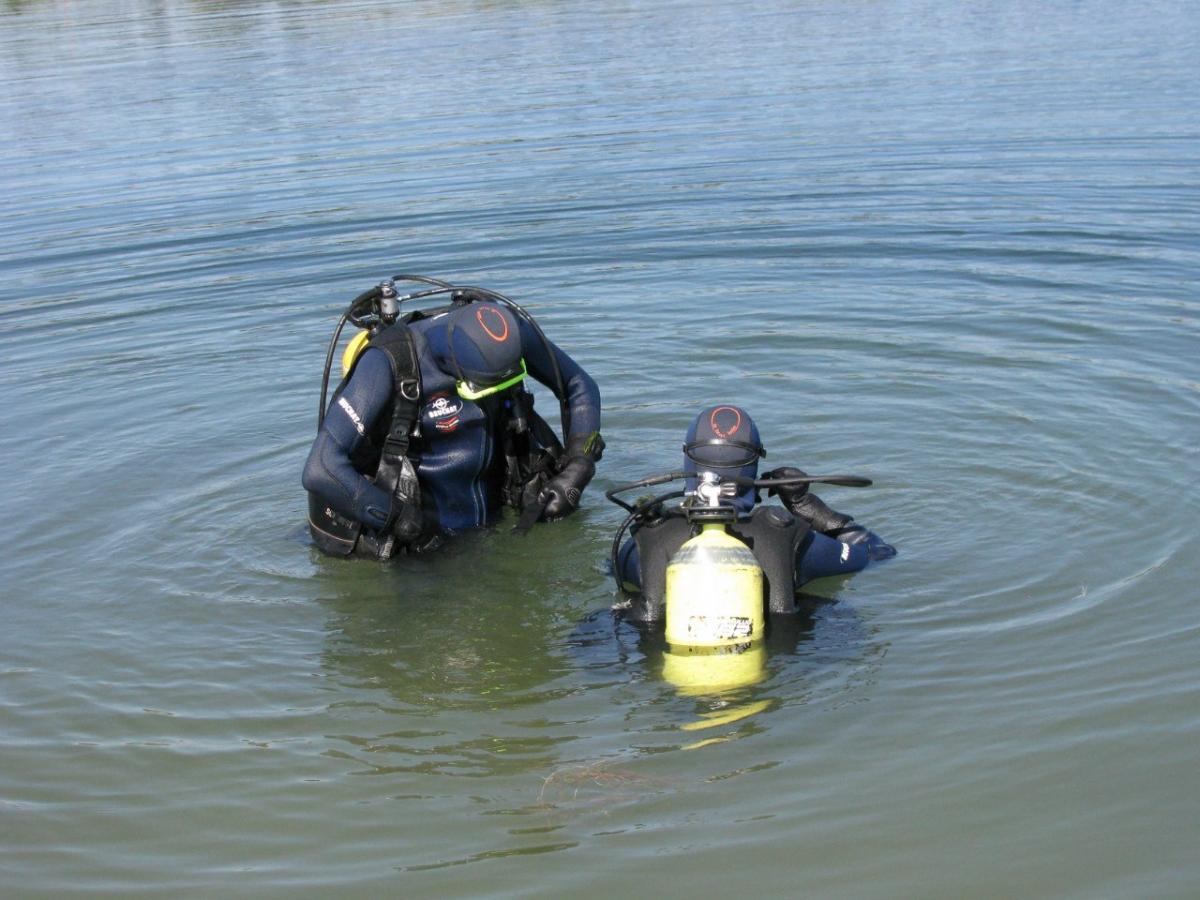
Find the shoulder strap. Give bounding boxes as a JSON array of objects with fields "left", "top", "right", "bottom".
[
  {"left": 630, "top": 510, "right": 693, "bottom": 622},
  {"left": 359, "top": 326, "right": 425, "bottom": 545},
  {"left": 731, "top": 506, "right": 811, "bottom": 614},
  {"left": 364, "top": 324, "right": 422, "bottom": 488}
]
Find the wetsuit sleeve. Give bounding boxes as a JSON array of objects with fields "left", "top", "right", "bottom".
[
  {"left": 795, "top": 531, "right": 871, "bottom": 585},
  {"left": 518, "top": 318, "right": 602, "bottom": 451},
  {"left": 301, "top": 348, "right": 394, "bottom": 530},
  {"left": 616, "top": 537, "right": 642, "bottom": 591}
]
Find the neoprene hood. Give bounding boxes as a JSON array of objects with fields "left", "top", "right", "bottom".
[
  {"left": 683, "top": 404, "right": 764, "bottom": 512},
  {"left": 442, "top": 302, "right": 523, "bottom": 388}
]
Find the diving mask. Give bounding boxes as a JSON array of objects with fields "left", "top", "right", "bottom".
[{"left": 456, "top": 358, "right": 528, "bottom": 401}]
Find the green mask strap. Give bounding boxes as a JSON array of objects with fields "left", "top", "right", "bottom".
[{"left": 456, "top": 358, "right": 528, "bottom": 401}]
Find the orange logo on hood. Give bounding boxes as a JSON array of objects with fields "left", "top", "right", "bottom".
[
  {"left": 710, "top": 406, "right": 742, "bottom": 438},
  {"left": 476, "top": 307, "right": 510, "bottom": 343}
]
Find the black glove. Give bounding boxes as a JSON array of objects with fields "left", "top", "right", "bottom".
[
  {"left": 763, "top": 466, "right": 854, "bottom": 534},
  {"left": 833, "top": 523, "right": 870, "bottom": 544},
  {"left": 763, "top": 466, "right": 809, "bottom": 506},
  {"left": 382, "top": 458, "right": 423, "bottom": 542},
  {"left": 540, "top": 455, "right": 595, "bottom": 520}
]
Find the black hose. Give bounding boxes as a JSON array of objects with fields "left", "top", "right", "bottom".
[
  {"left": 739, "top": 473, "right": 873, "bottom": 489},
  {"left": 391, "top": 273, "right": 455, "bottom": 290},
  {"left": 318, "top": 285, "right": 383, "bottom": 429},
  {"left": 605, "top": 471, "right": 872, "bottom": 500},
  {"left": 609, "top": 489, "right": 686, "bottom": 590},
  {"left": 605, "top": 471, "right": 689, "bottom": 510},
  {"left": 318, "top": 312, "right": 350, "bottom": 429}
]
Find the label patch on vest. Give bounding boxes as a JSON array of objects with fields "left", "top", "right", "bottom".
[{"left": 425, "top": 394, "right": 464, "bottom": 433}]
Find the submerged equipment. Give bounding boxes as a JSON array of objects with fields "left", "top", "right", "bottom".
[{"left": 607, "top": 468, "right": 872, "bottom": 693}]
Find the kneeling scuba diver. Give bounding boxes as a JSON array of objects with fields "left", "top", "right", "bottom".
[
  {"left": 303, "top": 274, "right": 604, "bottom": 559},
  {"left": 608, "top": 405, "right": 895, "bottom": 644}
]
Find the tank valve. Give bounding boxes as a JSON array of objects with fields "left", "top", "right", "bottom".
[{"left": 379, "top": 280, "right": 399, "bottom": 323}]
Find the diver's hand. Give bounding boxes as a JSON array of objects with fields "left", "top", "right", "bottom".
[
  {"left": 765, "top": 467, "right": 854, "bottom": 533},
  {"left": 763, "top": 466, "right": 809, "bottom": 506},
  {"left": 539, "top": 456, "right": 595, "bottom": 520},
  {"left": 835, "top": 524, "right": 897, "bottom": 561},
  {"left": 387, "top": 502, "right": 422, "bottom": 541},
  {"left": 384, "top": 459, "right": 423, "bottom": 542}
]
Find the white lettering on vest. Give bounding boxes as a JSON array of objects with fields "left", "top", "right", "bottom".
[{"left": 337, "top": 397, "right": 365, "bottom": 435}]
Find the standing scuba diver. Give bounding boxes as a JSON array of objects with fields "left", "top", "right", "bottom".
[
  {"left": 303, "top": 275, "right": 603, "bottom": 559},
  {"left": 611, "top": 404, "right": 895, "bottom": 623}
]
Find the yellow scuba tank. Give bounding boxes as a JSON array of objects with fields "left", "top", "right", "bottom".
[
  {"left": 660, "top": 475, "right": 768, "bottom": 694},
  {"left": 661, "top": 639, "right": 768, "bottom": 696},
  {"left": 664, "top": 523, "right": 764, "bottom": 647},
  {"left": 341, "top": 329, "right": 371, "bottom": 377},
  {"left": 607, "top": 462, "right": 875, "bottom": 698}
]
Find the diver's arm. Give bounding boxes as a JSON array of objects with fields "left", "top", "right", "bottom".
[
  {"left": 518, "top": 318, "right": 602, "bottom": 455},
  {"left": 519, "top": 319, "right": 603, "bottom": 518},
  {"left": 301, "top": 348, "right": 394, "bottom": 531},
  {"left": 794, "top": 531, "right": 872, "bottom": 584},
  {"left": 616, "top": 538, "right": 642, "bottom": 592},
  {"left": 788, "top": 492, "right": 853, "bottom": 535},
  {"left": 763, "top": 466, "right": 853, "bottom": 534},
  {"left": 794, "top": 494, "right": 896, "bottom": 561},
  {"left": 764, "top": 466, "right": 896, "bottom": 558}
]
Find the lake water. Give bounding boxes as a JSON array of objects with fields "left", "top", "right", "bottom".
[{"left": 2, "top": 0, "right": 1198, "bottom": 896}]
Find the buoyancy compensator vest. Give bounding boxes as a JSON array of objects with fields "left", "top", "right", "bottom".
[
  {"left": 627, "top": 505, "right": 812, "bottom": 622},
  {"left": 607, "top": 464, "right": 875, "bottom": 633}
]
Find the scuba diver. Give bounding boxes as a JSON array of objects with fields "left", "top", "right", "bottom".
[
  {"left": 303, "top": 275, "right": 603, "bottom": 559},
  {"left": 611, "top": 404, "right": 895, "bottom": 623}
]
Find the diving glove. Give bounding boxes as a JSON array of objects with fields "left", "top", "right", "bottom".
[
  {"left": 382, "top": 458, "right": 423, "bottom": 542},
  {"left": 763, "top": 466, "right": 853, "bottom": 534},
  {"left": 539, "top": 433, "right": 603, "bottom": 521},
  {"left": 540, "top": 456, "right": 595, "bottom": 520},
  {"left": 834, "top": 524, "right": 897, "bottom": 561}
]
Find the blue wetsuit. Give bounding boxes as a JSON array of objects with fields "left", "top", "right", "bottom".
[{"left": 303, "top": 311, "right": 601, "bottom": 539}]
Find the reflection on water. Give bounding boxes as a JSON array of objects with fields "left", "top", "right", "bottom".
[
  {"left": 318, "top": 562, "right": 887, "bottom": 793},
  {"left": 315, "top": 569, "right": 888, "bottom": 858}
]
